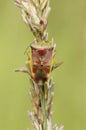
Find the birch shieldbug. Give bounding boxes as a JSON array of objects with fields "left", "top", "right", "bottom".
[{"left": 28, "top": 41, "right": 55, "bottom": 82}]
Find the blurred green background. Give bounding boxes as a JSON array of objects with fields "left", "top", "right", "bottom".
[{"left": 0, "top": 0, "right": 86, "bottom": 130}]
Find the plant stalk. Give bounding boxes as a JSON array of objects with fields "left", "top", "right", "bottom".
[
  {"left": 14, "top": 0, "right": 64, "bottom": 130},
  {"left": 41, "top": 85, "right": 47, "bottom": 130}
]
